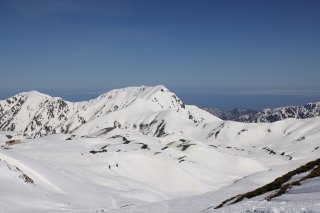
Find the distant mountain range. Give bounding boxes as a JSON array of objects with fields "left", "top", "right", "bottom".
[
  {"left": 203, "top": 108, "right": 257, "bottom": 121},
  {"left": 204, "top": 102, "right": 320, "bottom": 122}
]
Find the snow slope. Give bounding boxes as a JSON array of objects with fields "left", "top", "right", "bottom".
[
  {"left": 0, "top": 86, "right": 319, "bottom": 212},
  {"left": 211, "top": 159, "right": 320, "bottom": 213}
]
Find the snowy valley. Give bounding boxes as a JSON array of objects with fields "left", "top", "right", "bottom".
[{"left": 0, "top": 85, "right": 319, "bottom": 213}]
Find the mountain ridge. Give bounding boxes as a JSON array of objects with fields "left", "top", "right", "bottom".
[
  {"left": 205, "top": 102, "right": 320, "bottom": 123},
  {"left": 0, "top": 85, "right": 220, "bottom": 138}
]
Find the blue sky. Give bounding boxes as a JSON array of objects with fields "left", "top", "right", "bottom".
[{"left": 0, "top": 0, "right": 320, "bottom": 108}]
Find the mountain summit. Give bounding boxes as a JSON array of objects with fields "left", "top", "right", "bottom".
[{"left": 0, "top": 85, "right": 220, "bottom": 138}]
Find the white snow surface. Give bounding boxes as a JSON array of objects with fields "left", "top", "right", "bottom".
[{"left": 0, "top": 85, "right": 319, "bottom": 212}]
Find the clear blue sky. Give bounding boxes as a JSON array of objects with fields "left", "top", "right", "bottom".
[{"left": 0, "top": 0, "right": 320, "bottom": 108}]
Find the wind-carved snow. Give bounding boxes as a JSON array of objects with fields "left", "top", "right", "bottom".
[{"left": 0, "top": 85, "right": 319, "bottom": 212}]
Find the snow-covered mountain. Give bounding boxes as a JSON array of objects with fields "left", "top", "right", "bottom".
[
  {"left": 0, "top": 85, "right": 219, "bottom": 138},
  {"left": 0, "top": 86, "right": 319, "bottom": 212},
  {"left": 239, "top": 102, "right": 320, "bottom": 123},
  {"left": 205, "top": 102, "right": 320, "bottom": 123}
]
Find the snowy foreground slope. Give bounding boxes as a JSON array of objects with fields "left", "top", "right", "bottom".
[
  {"left": 213, "top": 158, "right": 320, "bottom": 212},
  {"left": 0, "top": 86, "right": 320, "bottom": 212}
]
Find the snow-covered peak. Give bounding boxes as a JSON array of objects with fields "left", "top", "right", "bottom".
[
  {"left": 5, "top": 91, "right": 52, "bottom": 104},
  {"left": 94, "top": 85, "right": 184, "bottom": 112},
  {"left": 19, "top": 90, "right": 50, "bottom": 98},
  {"left": 0, "top": 85, "right": 220, "bottom": 137}
]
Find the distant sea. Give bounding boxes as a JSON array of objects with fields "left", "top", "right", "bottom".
[
  {"left": 0, "top": 88, "right": 320, "bottom": 110},
  {"left": 176, "top": 93, "right": 320, "bottom": 110}
]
